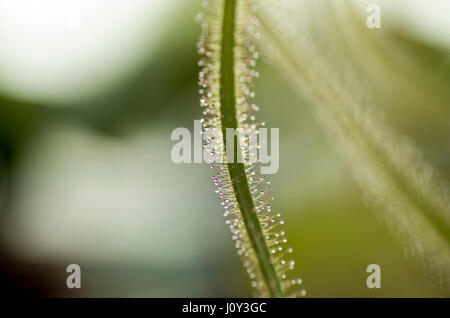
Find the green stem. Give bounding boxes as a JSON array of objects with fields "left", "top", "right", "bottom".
[{"left": 219, "top": 0, "right": 283, "bottom": 297}]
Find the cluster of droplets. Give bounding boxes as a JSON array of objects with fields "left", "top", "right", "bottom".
[{"left": 196, "top": 0, "right": 305, "bottom": 298}]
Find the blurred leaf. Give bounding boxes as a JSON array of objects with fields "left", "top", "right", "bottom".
[{"left": 259, "top": 0, "right": 450, "bottom": 293}]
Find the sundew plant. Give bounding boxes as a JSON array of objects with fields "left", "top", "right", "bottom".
[
  {"left": 196, "top": 0, "right": 450, "bottom": 297},
  {"left": 0, "top": 0, "right": 449, "bottom": 299},
  {"left": 196, "top": 0, "right": 305, "bottom": 297}
]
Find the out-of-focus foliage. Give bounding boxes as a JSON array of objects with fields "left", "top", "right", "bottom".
[{"left": 258, "top": 0, "right": 450, "bottom": 293}]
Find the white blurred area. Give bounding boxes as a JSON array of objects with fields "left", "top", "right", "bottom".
[
  {"left": 358, "top": 0, "right": 450, "bottom": 48},
  {"left": 0, "top": 0, "right": 178, "bottom": 105},
  {"left": 0, "top": 124, "right": 231, "bottom": 296},
  {"left": 1, "top": 123, "right": 227, "bottom": 267}
]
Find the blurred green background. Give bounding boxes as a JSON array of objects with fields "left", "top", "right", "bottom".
[{"left": 0, "top": 0, "right": 449, "bottom": 297}]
